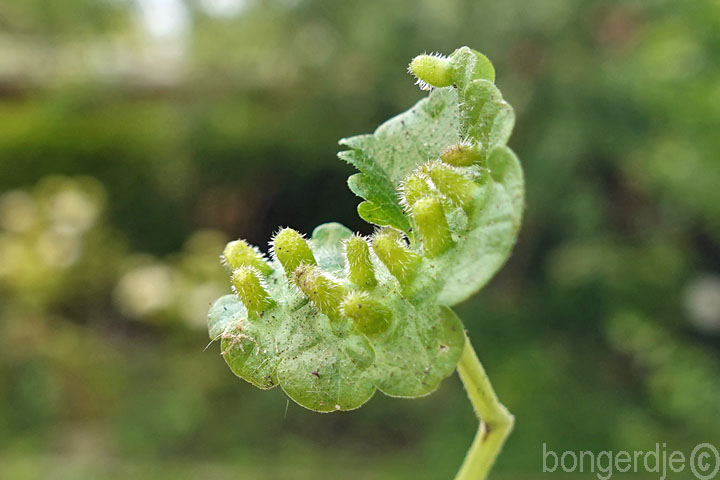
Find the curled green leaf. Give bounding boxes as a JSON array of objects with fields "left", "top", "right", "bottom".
[{"left": 208, "top": 47, "right": 524, "bottom": 412}]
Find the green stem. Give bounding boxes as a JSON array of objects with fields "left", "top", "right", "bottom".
[{"left": 454, "top": 333, "right": 514, "bottom": 480}]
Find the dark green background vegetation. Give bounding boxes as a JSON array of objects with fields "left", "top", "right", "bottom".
[{"left": 1, "top": 0, "right": 719, "bottom": 478}]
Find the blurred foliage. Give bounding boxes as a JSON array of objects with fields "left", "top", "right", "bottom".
[{"left": 0, "top": 0, "right": 719, "bottom": 478}]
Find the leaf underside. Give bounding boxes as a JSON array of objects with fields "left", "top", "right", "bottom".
[{"left": 208, "top": 47, "right": 524, "bottom": 412}]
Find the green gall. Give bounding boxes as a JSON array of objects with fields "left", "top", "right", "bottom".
[
  {"left": 371, "top": 229, "right": 420, "bottom": 285},
  {"left": 440, "top": 141, "right": 484, "bottom": 167},
  {"left": 340, "top": 291, "right": 391, "bottom": 336},
  {"left": 223, "top": 239, "right": 273, "bottom": 275},
  {"left": 345, "top": 235, "right": 377, "bottom": 289},
  {"left": 412, "top": 196, "right": 453, "bottom": 258},
  {"left": 408, "top": 53, "right": 454, "bottom": 90},
  {"left": 231, "top": 266, "right": 274, "bottom": 315},
  {"left": 383, "top": 228, "right": 405, "bottom": 242},
  {"left": 272, "top": 228, "right": 316, "bottom": 276},
  {"left": 400, "top": 174, "right": 433, "bottom": 209},
  {"left": 424, "top": 162, "right": 479, "bottom": 212},
  {"left": 294, "top": 265, "right": 345, "bottom": 320}
]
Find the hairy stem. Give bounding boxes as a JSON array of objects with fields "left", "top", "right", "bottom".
[{"left": 454, "top": 333, "right": 514, "bottom": 480}]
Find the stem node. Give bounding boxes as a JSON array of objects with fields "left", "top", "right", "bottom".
[{"left": 455, "top": 334, "right": 514, "bottom": 480}]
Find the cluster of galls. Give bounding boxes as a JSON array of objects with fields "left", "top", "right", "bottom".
[
  {"left": 401, "top": 142, "right": 485, "bottom": 258},
  {"left": 221, "top": 141, "right": 485, "bottom": 338},
  {"left": 222, "top": 229, "right": 393, "bottom": 337}
]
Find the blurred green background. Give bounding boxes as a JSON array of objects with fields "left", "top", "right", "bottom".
[{"left": 1, "top": 0, "right": 719, "bottom": 479}]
